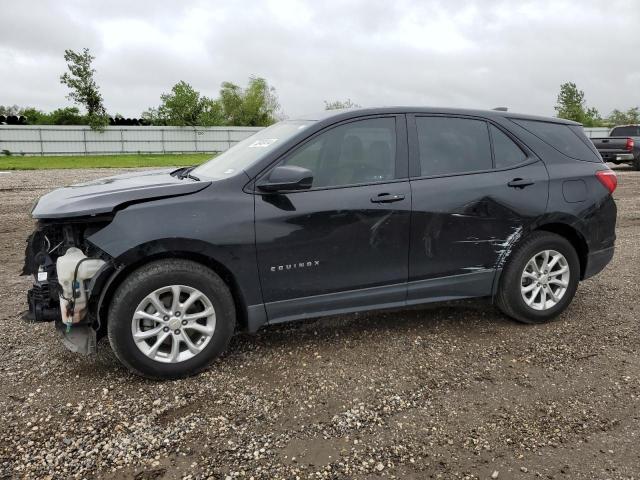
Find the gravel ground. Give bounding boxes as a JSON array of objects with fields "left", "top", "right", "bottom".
[{"left": 0, "top": 166, "right": 638, "bottom": 479}]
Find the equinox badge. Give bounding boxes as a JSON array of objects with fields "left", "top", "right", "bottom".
[{"left": 270, "top": 260, "right": 320, "bottom": 272}]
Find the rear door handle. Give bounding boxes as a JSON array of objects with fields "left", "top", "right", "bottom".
[
  {"left": 371, "top": 193, "right": 406, "bottom": 203},
  {"left": 508, "top": 178, "right": 535, "bottom": 189}
]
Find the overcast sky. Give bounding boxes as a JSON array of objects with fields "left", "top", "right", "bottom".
[{"left": 1, "top": 0, "right": 638, "bottom": 119}]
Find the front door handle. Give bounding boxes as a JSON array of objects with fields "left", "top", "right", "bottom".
[
  {"left": 371, "top": 193, "right": 406, "bottom": 203},
  {"left": 508, "top": 178, "right": 535, "bottom": 189}
]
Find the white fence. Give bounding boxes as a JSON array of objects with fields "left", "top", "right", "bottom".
[
  {"left": 582, "top": 127, "right": 610, "bottom": 138},
  {"left": 0, "top": 125, "right": 262, "bottom": 156},
  {"left": 0, "top": 124, "right": 612, "bottom": 156}
]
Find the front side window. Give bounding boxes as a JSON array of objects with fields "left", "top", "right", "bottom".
[
  {"left": 415, "top": 116, "right": 492, "bottom": 176},
  {"left": 490, "top": 125, "right": 527, "bottom": 168},
  {"left": 282, "top": 117, "right": 396, "bottom": 188}
]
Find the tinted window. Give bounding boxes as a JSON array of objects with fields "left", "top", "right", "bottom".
[
  {"left": 416, "top": 116, "right": 492, "bottom": 176},
  {"left": 490, "top": 125, "right": 527, "bottom": 168},
  {"left": 283, "top": 117, "right": 396, "bottom": 188},
  {"left": 512, "top": 119, "right": 600, "bottom": 162},
  {"left": 610, "top": 126, "right": 640, "bottom": 137}
]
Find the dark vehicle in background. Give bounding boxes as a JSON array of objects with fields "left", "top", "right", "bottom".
[
  {"left": 22, "top": 107, "right": 618, "bottom": 379},
  {"left": 591, "top": 125, "right": 640, "bottom": 169}
]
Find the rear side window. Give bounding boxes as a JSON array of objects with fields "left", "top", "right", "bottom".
[
  {"left": 416, "top": 116, "right": 492, "bottom": 176},
  {"left": 512, "top": 119, "right": 601, "bottom": 162},
  {"left": 489, "top": 125, "right": 527, "bottom": 168},
  {"left": 610, "top": 126, "right": 640, "bottom": 137}
]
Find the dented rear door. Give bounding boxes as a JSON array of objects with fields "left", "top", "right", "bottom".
[{"left": 406, "top": 114, "right": 549, "bottom": 301}]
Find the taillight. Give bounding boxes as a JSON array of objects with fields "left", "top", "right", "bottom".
[
  {"left": 596, "top": 170, "right": 617, "bottom": 194},
  {"left": 625, "top": 137, "right": 634, "bottom": 151}
]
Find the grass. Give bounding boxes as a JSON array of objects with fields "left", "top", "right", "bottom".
[{"left": 0, "top": 153, "right": 214, "bottom": 170}]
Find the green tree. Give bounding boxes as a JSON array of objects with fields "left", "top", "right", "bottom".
[
  {"left": 555, "top": 82, "right": 585, "bottom": 122},
  {"left": 19, "top": 107, "right": 51, "bottom": 124},
  {"left": 198, "top": 97, "right": 225, "bottom": 126},
  {"left": 149, "top": 81, "right": 222, "bottom": 126},
  {"left": 144, "top": 77, "right": 280, "bottom": 127},
  {"left": 219, "top": 77, "right": 280, "bottom": 126},
  {"left": 6, "top": 106, "right": 86, "bottom": 125},
  {"left": 1, "top": 106, "right": 89, "bottom": 125},
  {"left": 60, "top": 48, "right": 108, "bottom": 130},
  {"left": 157, "top": 81, "right": 203, "bottom": 126},
  {"left": 583, "top": 107, "right": 604, "bottom": 128},
  {"left": 324, "top": 99, "right": 360, "bottom": 110},
  {"left": 624, "top": 107, "right": 639, "bottom": 124},
  {"left": 607, "top": 107, "right": 640, "bottom": 126},
  {"left": 141, "top": 107, "right": 163, "bottom": 125},
  {"left": 49, "top": 107, "right": 85, "bottom": 125},
  {"left": 554, "top": 82, "right": 604, "bottom": 127}
]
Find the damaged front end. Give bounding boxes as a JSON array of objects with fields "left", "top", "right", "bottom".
[{"left": 22, "top": 218, "right": 113, "bottom": 354}]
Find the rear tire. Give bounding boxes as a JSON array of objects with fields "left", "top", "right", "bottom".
[
  {"left": 633, "top": 156, "right": 640, "bottom": 171},
  {"left": 107, "top": 259, "right": 235, "bottom": 379},
  {"left": 496, "top": 231, "right": 580, "bottom": 324}
]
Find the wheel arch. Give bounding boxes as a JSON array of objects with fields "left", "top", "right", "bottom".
[
  {"left": 534, "top": 222, "right": 588, "bottom": 279},
  {"left": 491, "top": 219, "right": 590, "bottom": 301},
  {"left": 92, "top": 241, "right": 252, "bottom": 337}
]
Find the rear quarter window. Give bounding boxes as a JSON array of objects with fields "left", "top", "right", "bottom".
[
  {"left": 489, "top": 125, "right": 527, "bottom": 168},
  {"left": 512, "top": 119, "right": 601, "bottom": 163}
]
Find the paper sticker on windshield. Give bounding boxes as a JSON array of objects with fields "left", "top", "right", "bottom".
[{"left": 248, "top": 138, "right": 278, "bottom": 148}]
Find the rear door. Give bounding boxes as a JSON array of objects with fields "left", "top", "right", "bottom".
[
  {"left": 406, "top": 115, "right": 549, "bottom": 302},
  {"left": 254, "top": 115, "right": 411, "bottom": 321}
]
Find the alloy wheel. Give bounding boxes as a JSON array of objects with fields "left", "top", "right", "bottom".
[
  {"left": 520, "top": 250, "right": 570, "bottom": 311},
  {"left": 131, "top": 285, "right": 216, "bottom": 363}
]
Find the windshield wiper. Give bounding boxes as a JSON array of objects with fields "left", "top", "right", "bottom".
[
  {"left": 181, "top": 173, "right": 201, "bottom": 181},
  {"left": 173, "top": 166, "right": 200, "bottom": 181}
]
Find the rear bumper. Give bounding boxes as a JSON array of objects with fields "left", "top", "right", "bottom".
[
  {"left": 600, "top": 152, "right": 634, "bottom": 163},
  {"left": 613, "top": 153, "right": 634, "bottom": 162},
  {"left": 583, "top": 246, "right": 614, "bottom": 280}
]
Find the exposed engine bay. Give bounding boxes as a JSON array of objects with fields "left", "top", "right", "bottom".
[
  {"left": 21, "top": 167, "right": 213, "bottom": 358},
  {"left": 22, "top": 219, "right": 113, "bottom": 354}
]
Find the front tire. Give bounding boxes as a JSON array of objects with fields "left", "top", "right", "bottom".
[
  {"left": 107, "top": 259, "right": 235, "bottom": 379},
  {"left": 496, "top": 231, "right": 580, "bottom": 324}
]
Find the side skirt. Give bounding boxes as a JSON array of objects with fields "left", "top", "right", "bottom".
[{"left": 245, "top": 270, "right": 496, "bottom": 332}]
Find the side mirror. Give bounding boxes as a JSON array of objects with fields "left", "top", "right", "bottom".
[{"left": 257, "top": 165, "right": 313, "bottom": 192}]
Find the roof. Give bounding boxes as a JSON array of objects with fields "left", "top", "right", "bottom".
[{"left": 292, "top": 106, "right": 581, "bottom": 126}]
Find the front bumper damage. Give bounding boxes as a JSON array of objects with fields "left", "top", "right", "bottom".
[
  {"left": 22, "top": 220, "right": 113, "bottom": 355},
  {"left": 56, "top": 323, "right": 97, "bottom": 354},
  {"left": 25, "top": 279, "right": 103, "bottom": 355}
]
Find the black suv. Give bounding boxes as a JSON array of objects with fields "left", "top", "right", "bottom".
[{"left": 23, "top": 108, "right": 617, "bottom": 379}]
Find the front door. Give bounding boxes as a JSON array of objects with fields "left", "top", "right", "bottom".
[
  {"left": 407, "top": 115, "right": 549, "bottom": 301},
  {"left": 254, "top": 115, "right": 411, "bottom": 321}
]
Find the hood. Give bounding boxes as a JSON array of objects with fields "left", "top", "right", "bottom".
[{"left": 32, "top": 168, "right": 212, "bottom": 219}]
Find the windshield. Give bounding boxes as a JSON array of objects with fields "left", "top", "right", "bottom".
[{"left": 193, "top": 120, "right": 315, "bottom": 179}]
